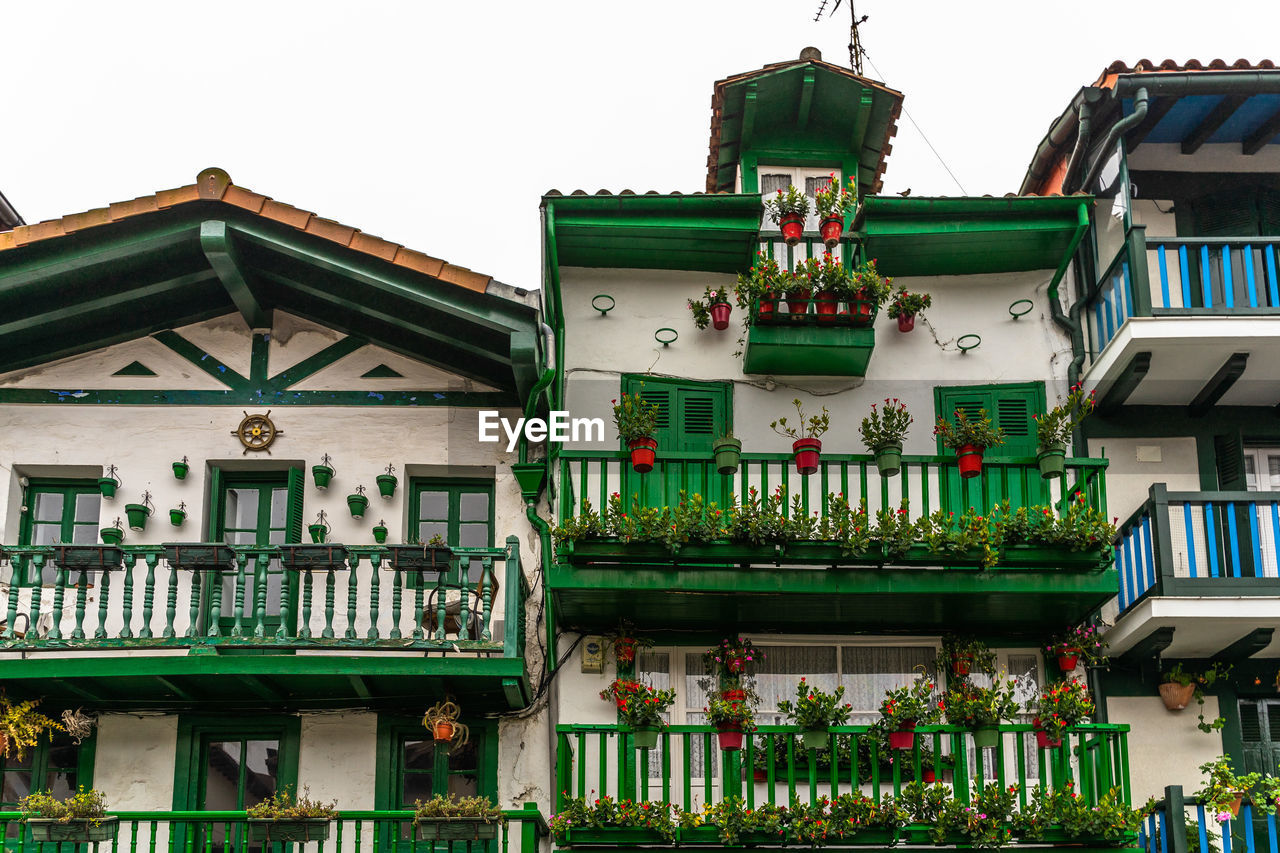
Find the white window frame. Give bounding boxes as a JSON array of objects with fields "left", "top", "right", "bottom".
[{"left": 1244, "top": 447, "right": 1280, "bottom": 492}]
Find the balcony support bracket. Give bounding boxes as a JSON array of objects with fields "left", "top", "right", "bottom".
[
  {"left": 1188, "top": 352, "right": 1249, "bottom": 417},
  {"left": 1217, "top": 627, "right": 1275, "bottom": 662},
  {"left": 1096, "top": 351, "right": 1151, "bottom": 415},
  {"left": 1117, "top": 626, "right": 1175, "bottom": 667}
]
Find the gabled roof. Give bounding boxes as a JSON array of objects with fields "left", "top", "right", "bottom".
[{"left": 0, "top": 168, "right": 542, "bottom": 402}]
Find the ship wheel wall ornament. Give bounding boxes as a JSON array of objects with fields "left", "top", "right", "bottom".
[{"left": 233, "top": 411, "right": 282, "bottom": 454}]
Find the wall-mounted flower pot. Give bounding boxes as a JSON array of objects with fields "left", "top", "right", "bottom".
[
  {"left": 1159, "top": 682, "right": 1196, "bottom": 711},
  {"left": 372, "top": 523, "right": 389, "bottom": 544},
  {"left": 956, "top": 444, "right": 985, "bottom": 479},
  {"left": 1037, "top": 443, "right": 1067, "bottom": 479},
  {"left": 169, "top": 508, "right": 186, "bottom": 527},
  {"left": 1057, "top": 648, "right": 1081, "bottom": 672},
  {"left": 101, "top": 526, "right": 124, "bottom": 545},
  {"left": 792, "top": 438, "right": 822, "bottom": 476},
  {"left": 27, "top": 818, "right": 118, "bottom": 843},
  {"left": 97, "top": 477, "right": 118, "bottom": 499},
  {"left": 125, "top": 503, "right": 151, "bottom": 532},
  {"left": 888, "top": 722, "right": 916, "bottom": 750},
  {"left": 972, "top": 726, "right": 1000, "bottom": 749},
  {"left": 308, "top": 523, "right": 328, "bottom": 544},
  {"left": 715, "top": 723, "right": 743, "bottom": 751},
  {"left": 778, "top": 213, "right": 804, "bottom": 246},
  {"left": 801, "top": 729, "right": 829, "bottom": 751},
  {"left": 312, "top": 464, "right": 334, "bottom": 490},
  {"left": 709, "top": 302, "right": 732, "bottom": 331},
  {"left": 897, "top": 313, "right": 916, "bottom": 333},
  {"left": 172, "top": 461, "right": 189, "bottom": 480},
  {"left": 873, "top": 442, "right": 903, "bottom": 478},
  {"left": 376, "top": 473, "right": 398, "bottom": 499},
  {"left": 628, "top": 437, "right": 657, "bottom": 474},
  {"left": 347, "top": 492, "right": 369, "bottom": 519},
  {"left": 819, "top": 216, "right": 843, "bottom": 249},
  {"left": 713, "top": 437, "right": 742, "bottom": 475},
  {"left": 632, "top": 725, "right": 660, "bottom": 750}
]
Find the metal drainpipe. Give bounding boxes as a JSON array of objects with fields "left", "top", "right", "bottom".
[
  {"left": 519, "top": 319, "right": 557, "bottom": 672},
  {"left": 1079, "top": 87, "right": 1148, "bottom": 195},
  {"left": 1061, "top": 95, "right": 1095, "bottom": 197}
]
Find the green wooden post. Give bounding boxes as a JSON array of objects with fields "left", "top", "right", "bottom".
[
  {"left": 47, "top": 565, "right": 66, "bottom": 640},
  {"left": 140, "top": 552, "right": 158, "bottom": 638},
  {"left": 723, "top": 747, "right": 742, "bottom": 802},
  {"left": 1149, "top": 484, "right": 1175, "bottom": 594},
  {"left": 520, "top": 803, "right": 539, "bottom": 853},
  {"left": 555, "top": 732, "right": 571, "bottom": 810},
  {"left": 1128, "top": 225, "right": 1153, "bottom": 317},
  {"left": 1166, "top": 785, "right": 1188, "bottom": 853}
]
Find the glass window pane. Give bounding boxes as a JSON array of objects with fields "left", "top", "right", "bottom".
[
  {"left": 71, "top": 524, "right": 98, "bottom": 544},
  {"left": 448, "top": 739, "right": 477, "bottom": 772},
  {"left": 1247, "top": 455, "right": 1259, "bottom": 491},
  {"left": 74, "top": 493, "right": 100, "bottom": 524},
  {"left": 45, "top": 770, "right": 76, "bottom": 799},
  {"left": 2, "top": 768, "right": 33, "bottom": 805},
  {"left": 403, "top": 739, "right": 435, "bottom": 771},
  {"left": 751, "top": 646, "right": 838, "bottom": 724},
  {"left": 418, "top": 522, "right": 447, "bottom": 544},
  {"left": 31, "top": 523, "right": 59, "bottom": 545},
  {"left": 458, "top": 523, "right": 488, "bottom": 548},
  {"left": 270, "top": 489, "right": 288, "bottom": 528},
  {"left": 840, "top": 647, "right": 938, "bottom": 723},
  {"left": 459, "top": 493, "right": 489, "bottom": 522},
  {"left": 417, "top": 492, "right": 448, "bottom": 520},
  {"left": 761, "top": 174, "right": 791, "bottom": 194},
  {"left": 33, "top": 492, "right": 64, "bottom": 523},
  {"left": 447, "top": 773, "right": 478, "bottom": 797},
  {"left": 402, "top": 772, "right": 435, "bottom": 806},
  {"left": 225, "top": 489, "right": 259, "bottom": 530},
  {"left": 243, "top": 740, "right": 279, "bottom": 808},
  {"left": 203, "top": 741, "right": 244, "bottom": 810}
]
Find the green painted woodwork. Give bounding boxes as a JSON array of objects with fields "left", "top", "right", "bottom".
[
  {"left": 855, "top": 197, "right": 1094, "bottom": 277},
  {"left": 0, "top": 387, "right": 517, "bottom": 407},
  {"left": 112, "top": 360, "right": 157, "bottom": 377},
  {"left": 361, "top": 364, "right": 405, "bottom": 378},
  {"left": 212, "top": 473, "right": 298, "bottom": 634},
  {"left": 375, "top": 715, "right": 498, "bottom": 818},
  {"left": 543, "top": 194, "right": 764, "bottom": 273},
  {"left": 620, "top": 376, "right": 732, "bottom": 507},
  {"left": 934, "top": 383, "right": 1047, "bottom": 457},
  {"left": 742, "top": 322, "right": 875, "bottom": 376},
  {"left": 0, "top": 729, "right": 94, "bottom": 813},
  {"left": 173, "top": 715, "right": 301, "bottom": 810},
  {"left": 408, "top": 479, "right": 495, "bottom": 549},
  {"left": 18, "top": 479, "right": 100, "bottom": 585},
  {"left": 200, "top": 220, "right": 270, "bottom": 329}
]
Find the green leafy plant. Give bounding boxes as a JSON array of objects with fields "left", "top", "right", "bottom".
[
  {"left": 246, "top": 786, "right": 338, "bottom": 821},
  {"left": 934, "top": 409, "right": 1005, "bottom": 452},
  {"left": 705, "top": 694, "right": 756, "bottom": 732},
  {"left": 687, "top": 284, "right": 731, "bottom": 330},
  {"left": 1196, "top": 756, "right": 1261, "bottom": 822},
  {"left": 859, "top": 399, "right": 912, "bottom": 451},
  {"left": 790, "top": 793, "right": 907, "bottom": 845},
  {"left": 1035, "top": 384, "right": 1096, "bottom": 449},
  {"left": 1051, "top": 785, "right": 1144, "bottom": 844},
  {"left": 1028, "top": 678, "right": 1095, "bottom": 741},
  {"left": 763, "top": 185, "right": 811, "bottom": 222},
  {"left": 776, "top": 679, "right": 852, "bottom": 731},
  {"left": 612, "top": 389, "right": 660, "bottom": 443},
  {"left": 848, "top": 259, "right": 893, "bottom": 306},
  {"left": 1161, "top": 662, "right": 1233, "bottom": 733},
  {"left": 703, "top": 636, "right": 763, "bottom": 680},
  {"left": 734, "top": 254, "right": 783, "bottom": 308},
  {"left": 939, "top": 635, "right": 997, "bottom": 677},
  {"left": 942, "top": 677, "right": 1019, "bottom": 728},
  {"left": 413, "top": 793, "right": 505, "bottom": 823},
  {"left": 886, "top": 288, "right": 932, "bottom": 320},
  {"left": 18, "top": 787, "right": 109, "bottom": 823},
  {"left": 1253, "top": 776, "right": 1280, "bottom": 816},
  {"left": 0, "top": 694, "right": 63, "bottom": 760},
  {"left": 814, "top": 174, "right": 856, "bottom": 220},
  {"left": 771, "top": 398, "right": 830, "bottom": 440},
  {"left": 600, "top": 679, "right": 675, "bottom": 729},
  {"left": 876, "top": 672, "right": 941, "bottom": 729},
  {"left": 549, "top": 796, "right": 677, "bottom": 843},
  {"left": 1045, "top": 624, "right": 1108, "bottom": 665}
]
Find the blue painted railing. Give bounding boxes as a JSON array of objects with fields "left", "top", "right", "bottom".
[
  {"left": 1090, "top": 239, "right": 1136, "bottom": 357},
  {"left": 1117, "top": 485, "right": 1280, "bottom": 614},
  {"left": 1140, "top": 787, "right": 1278, "bottom": 853}
]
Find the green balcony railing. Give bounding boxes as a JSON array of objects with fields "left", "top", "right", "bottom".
[
  {"left": 0, "top": 538, "right": 528, "bottom": 657},
  {"left": 0, "top": 807, "right": 546, "bottom": 853}
]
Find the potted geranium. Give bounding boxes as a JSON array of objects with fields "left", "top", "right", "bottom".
[
  {"left": 770, "top": 399, "right": 830, "bottom": 476},
  {"left": 706, "top": 693, "right": 756, "bottom": 751},
  {"left": 713, "top": 429, "right": 742, "bottom": 475},
  {"left": 777, "top": 678, "right": 852, "bottom": 751},
  {"left": 604, "top": 622, "right": 653, "bottom": 667},
  {"left": 1159, "top": 662, "right": 1232, "bottom": 732},
  {"left": 1195, "top": 756, "right": 1260, "bottom": 820},
  {"left": 1045, "top": 623, "right": 1108, "bottom": 673},
  {"left": 1034, "top": 385, "right": 1096, "bottom": 479},
  {"left": 859, "top": 398, "right": 912, "bottom": 478},
  {"left": 813, "top": 174, "right": 855, "bottom": 249},
  {"left": 939, "top": 635, "right": 996, "bottom": 679},
  {"left": 688, "top": 285, "right": 733, "bottom": 331},
  {"left": 246, "top": 787, "right": 338, "bottom": 842},
  {"left": 734, "top": 254, "right": 782, "bottom": 321},
  {"left": 942, "top": 677, "right": 1018, "bottom": 749},
  {"left": 877, "top": 673, "right": 941, "bottom": 750},
  {"left": 20, "top": 788, "right": 116, "bottom": 842},
  {"left": 886, "top": 288, "right": 932, "bottom": 333},
  {"left": 934, "top": 409, "right": 1004, "bottom": 479},
  {"left": 763, "top": 185, "right": 811, "bottom": 246},
  {"left": 602, "top": 680, "right": 676, "bottom": 750},
  {"left": 846, "top": 259, "right": 892, "bottom": 326},
  {"left": 613, "top": 389, "right": 661, "bottom": 473},
  {"left": 1028, "top": 677, "right": 1094, "bottom": 748},
  {"left": 413, "top": 794, "right": 506, "bottom": 841}
]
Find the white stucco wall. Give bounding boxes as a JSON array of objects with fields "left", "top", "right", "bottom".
[
  {"left": 1109, "top": 694, "right": 1223, "bottom": 801},
  {"left": 95, "top": 713, "right": 179, "bottom": 809},
  {"left": 297, "top": 712, "right": 378, "bottom": 808},
  {"left": 1090, "top": 436, "right": 1202, "bottom": 525}
]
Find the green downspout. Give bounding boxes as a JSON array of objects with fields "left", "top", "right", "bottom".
[
  {"left": 1049, "top": 202, "right": 1091, "bottom": 385},
  {"left": 520, "top": 367, "right": 556, "bottom": 671}
]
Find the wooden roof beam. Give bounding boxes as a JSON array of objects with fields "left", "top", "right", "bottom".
[
  {"left": 1096, "top": 351, "right": 1152, "bottom": 415},
  {"left": 1243, "top": 105, "right": 1280, "bottom": 155},
  {"left": 740, "top": 84, "right": 757, "bottom": 152},
  {"left": 1126, "top": 95, "right": 1179, "bottom": 151},
  {"left": 1181, "top": 95, "right": 1249, "bottom": 155},
  {"left": 200, "top": 220, "right": 271, "bottom": 329},
  {"left": 797, "top": 68, "right": 815, "bottom": 130}
]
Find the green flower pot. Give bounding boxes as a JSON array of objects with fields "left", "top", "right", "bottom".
[
  {"left": 347, "top": 493, "right": 369, "bottom": 519},
  {"left": 125, "top": 503, "right": 151, "bottom": 532},
  {"left": 372, "top": 524, "right": 389, "bottom": 544},
  {"left": 312, "top": 464, "right": 334, "bottom": 490},
  {"left": 1037, "top": 443, "right": 1067, "bottom": 479},
  {"left": 101, "top": 526, "right": 124, "bottom": 545},
  {"left": 632, "top": 725, "right": 660, "bottom": 750},
  {"left": 802, "top": 729, "right": 830, "bottom": 751},
  {"left": 873, "top": 442, "right": 903, "bottom": 478},
  {"left": 376, "top": 473, "right": 398, "bottom": 499},
  {"left": 97, "top": 477, "right": 118, "bottom": 499},
  {"left": 712, "top": 437, "right": 742, "bottom": 475},
  {"left": 308, "top": 523, "right": 328, "bottom": 544},
  {"left": 172, "top": 461, "right": 189, "bottom": 480},
  {"left": 972, "top": 725, "right": 1000, "bottom": 749},
  {"left": 169, "top": 509, "right": 186, "bottom": 527}
]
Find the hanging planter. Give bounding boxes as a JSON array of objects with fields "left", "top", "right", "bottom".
[
  {"left": 791, "top": 438, "right": 822, "bottom": 476},
  {"left": 872, "top": 442, "right": 903, "bottom": 478},
  {"left": 627, "top": 437, "right": 657, "bottom": 474},
  {"left": 1036, "top": 385, "right": 1095, "bottom": 481},
  {"left": 125, "top": 492, "right": 153, "bottom": 532},
  {"left": 312, "top": 454, "right": 335, "bottom": 490},
  {"left": 1037, "top": 442, "right": 1067, "bottom": 479},
  {"left": 100, "top": 523, "right": 125, "bottom": 545},
  {"left": 422, "top": 700, "right": 469, "bottom": 749},
  {"left": 169, "top": 503, "right": 187, "bottom": 527},
  {"left": 347, "top": 485, "right": 369, "bottom": 519},
  {"left": 764, "top": 185, "right": 811, "bottom": 247},
  {"left": 951, "top": 654, "right": 973, "bottom": 677},
  {"left": 98, "top": 465, "right": 120, "bottom": 499},
  {"left": 888, "top": 289, "right": 931, "bottom": 334},
  {"left": 172, "top": 456, "right": 190, "bottom": 480},
  {"left": 713, "top": 435, "right": 742, "bottom": 475},
  {"left": 819, "top": 217, "right": 843, "bottom": 249},
  {"left": 778, "top": 213, "right": 805, "bottom": 246},
  {"left": 308, "top": 510, "right": 331, "bottom": 544},
  {"left": 1056, "top": 648, "right": 1081, "bottom": 672},
  {"left": 972, "top": 726, "right": 1000, "bottom": 749},
  {"left": 1159, "top": 682, "right": 1196, "bottom": 711},
  {"left": 860, "top": 400, "right": 911, "bottom": 479},
  {"left": 813, "top": 175, "right": 854, "bottom": 250},
  {"left": 615, "top": 390, "right": 660, "bottom": 474},
  {"left": 897, "top": 313, "right": 916, "bottom": 333},
  {"left": 709, "top": 301, "right": 732, "bottom": 330},
  {"left": 956, "top": 444, "right": 985, "bottom": 478},
  {"left": 888, "top": 722, "right": 916, "bottom": 750},
  {"left": 372, "top": 520, "right": 389, "bottom": 544},
  {"left": 377, "top": 464, "right": 398, "bottom": 499},
  {"left": 715, "top": 722, "right": 744, "bottom": 751},
  {"left": 801, "top": 729, "right": 829, "bottom": 751},
  {"left": 1032, "top": 719, "right": 1062, "bottom": 749},
  {"left": 632, "top": 725, "right": 660, "bottom": 750},
  {"left": 773, "top": 399, "right": 829, "bottom": 476}
]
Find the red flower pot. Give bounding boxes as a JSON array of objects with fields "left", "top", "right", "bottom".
[
  {"left": 848, "top": 301, "right": 874, "bottom": 326},
  {"left": 1033, "top": 721, "right": 1062, "bottom": 749},
  {"left": 786, "top": 288, "right": 812, "bottom": 317},
  {"left": 792, "top": 438, "right": 822, "bottom": 476},
  {"left": 1057, "top": 648, "right": 1081, "bottom": 672},
  {"left": 628, "top": 437, "right": 658, "bottom": 473},
  {"left": 956, "top": 444, "right": 984, "bottom": 479},
  {"left": 717, "top": 724, "right": 744, "bottom": 751},
  {"left": 951, "top": 656, "right": 972, "bottom": 677},
  {"left": 819, "top": 216, "right": 843, "bottom": 249},
  {"left": 758, "top": 292, "right": 777, "bottom": 319},
  {"left": 753, "top": 768, "right": 767, "bottom": 782},
  {"left": 897, "top": 313, "right": 916, "bottom": 333},
  {"left": 433, "top": 721, "right": 456, "bottom": 742},
  {"left": 888, "top": 722, "right": 916, "bottom": 750},
  {"left": 922, "top": 769, "right": 937, "bottom": 784},
  {"left": 814, "top": 290, "right": 839, "bottom": 323},
  {"left": 779, "top": 213, "right": 804, "bottom": 246},
  {"left": 710, "top": 302, "right": 732, "bottom": 331}
]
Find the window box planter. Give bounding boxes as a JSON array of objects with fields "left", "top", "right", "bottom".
[
  {"left": 163, "top": 543, "right": 235, "bottom": 571},
  {"left": 278, "top": 544, "right": 348, "bottom": 571},
  {"left": 386, "top": 544, "right": 454, "bottom": 572},
  {"left": 742, "top": 323, "right": 876, "bottom": 377},
  {"left": 414, "top": 818, "right": 501, "bottom": 842},
  {"left": 560, "top": 540, "right": 780, "bottom": 565},
  {"left": 53, "top": 545, "right": 124, "bottom": 571},
  {"left": 567, "top": 828, "right": 663, "bottom": 846},
  {"left": 677, "top": 827, "right": 787, "bottom": 846},
  {"left": 26, "top": 818, "right": 118, "bottom": 843},
  {"left": 246, "top": 819, "right": 331, "bottom": 843}
]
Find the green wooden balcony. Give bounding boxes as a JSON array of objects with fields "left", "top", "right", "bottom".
[
  {"left": 553, "top": 723, "right": 1132, "bottom": 849},
  {"left": 0, "top": 807, "right": 546, "bottom": 853},
  {"left": 551, "top": 451, "right": 1117, "bottom": 636},
  {"left": 0, "top": 539, "right": 531, "bottom": 711}
]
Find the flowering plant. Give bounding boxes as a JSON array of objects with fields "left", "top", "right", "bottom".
[
  {"left": 777, "top": 679, "right": 853, "bottom": 731},
  {"left": 1195, "top": 756, "right": 1261, "bottom": 822},
  {"left": 849, "top": 259, "right": 893, "bottom": 306},
  {"left": 1162, "top": 662, "right": 1232, "bottom": 733},
  {"left": 934, "top": 409, "right": 1005, "bottom": 452},
  {"left": 771, "top": 398, "right": 830, "bottom": 440},
  {"left": 799, "top": 253, "right": 853, "bottom": 295},
  {"left": 1045, "top": 624, "right": 1108, "bottom": 665},
  {"left": 612, "top": 389, "right": 660, "bottom": 443},
  {"left": 939, "top": 635, "right": 997, "bottom": 677},
  {"left": 245, "top": 786, "right": 339, "bottom": 820},
  {"left": 763, "top": 185, "right": 811, "bottom": 223},
  {"left": 600, "top": 680, "right": 676, "bottom": 729},
  {"left": 859, "top": 399, "right": 912, "bottom": 451},
  {"left": 877, "top": 673, "right": 941, "bottom": 729},
  {"left": 703, "top": 637, "right": 762, "bottom": 679},
  {"left": 735, "top": 254, "right": 782, "bottom": 306},
  {"left": 549, "top": 796, "right": 678, "bottom": 843},
  {"left": 1028, "top": 678, "right": 1094, "bottom": 741},
  {"left": 942, "top": 677, "right": 1020, "bottom": 728},
  {"left": 1035, "top": 385, "right": 1096, "bottom": 449},
  {"left": 886, "top": 288, "right": 932, "bottom": 320},
  {"left": 18, "top": 786, "right": 109, "bottom": 822},
  {"left": 705, "top": 695, "right": 756, "bottom": 732},
  {"left": 687, "top": 284, "right": 731, "bottom": 330},
  {"left": 814, "top": 174, "right": 856, "bottom": 220}
]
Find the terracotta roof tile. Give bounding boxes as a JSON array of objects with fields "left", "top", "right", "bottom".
[
  {"left": 393, "top": 247, "right": 446, "bottom": 278},
  {"left": 155, "top": 185, "right": 201, "bottom": 209},
  {"left": 260, "top": 199, "right": 313, "bottom": 230},
  {"left": 304, "top": 216, "right": 358, "bottom": 246},
  {"left": 107, "top": 195, "right": 160, "bottom": 220},
  {"left": 0, "top": 231, "right": 13, "bottom": 251},
  {"left": 349, "top": 231, "right": 400, "bottom": 261},
  {"left": 61, "top": 208, "right": 113, "bottom": 234},
  {"left": 1094, "top": 58, "right": 1278, "bottom": 87},
  {"left": 23, "top": 219, "right": 67, "bottom": 243},
  {"left": 223, "top": 185, "right": 268, "bottom": 213},
  {"left": 437, "top": 263, "right": 491, "bottom": 293}
]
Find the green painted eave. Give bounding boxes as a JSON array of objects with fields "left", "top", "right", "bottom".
[
  {"left": 854, "top": 195, "right": 1095, "bottom": 277},
  {"left": 544, "top": 193, "right": 763, "bottom": 273}
]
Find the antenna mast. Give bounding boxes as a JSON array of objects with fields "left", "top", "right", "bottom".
[{"left": 814, "top": 0, "right": 869, "bottom": 75}]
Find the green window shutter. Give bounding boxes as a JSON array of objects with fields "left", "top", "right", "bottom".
[
  {"left": 934, "top": 383, "right": 1044, "bottom": 457},
  {"left": 286, "top": 467, "right": 305, "bottom": 544},
  {"left": 673, "top": 388, "right": 725, "bottom": 453},
  {"left": 637, "top": 386, "right": 673, "bottom": 449},
  {"left": 1192, "top": 192, "right": 1261, "bottom": 237},
  {"left": 1214, "top": 433, "right": 1246, "bottom": 490},
  {"left": 1259, "top": 189, "right": 1280, "bottom": 237},
  {"left": 206, "top": 465, "right": 224, "bottom": 541}
]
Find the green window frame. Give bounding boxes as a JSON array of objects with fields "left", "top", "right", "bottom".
[
  {"left": 933, "top": 382, "right": 1047, "bottom": 458},
  {"left": 17, "top": 479, "right": 102, "bottom": 586},
  {"left": 407, "top": 479, "right": 494, "bottom": 549},
  {"left": 172, "top": 715, "right": 300, "bottom": 811},
  {"left": 1, "top": 729, "right": 95, "bottom": 839}
]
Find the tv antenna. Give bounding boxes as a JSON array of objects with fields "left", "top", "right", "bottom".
[{"left": 814, "top": 0, "right": 868, "bottom": 75}]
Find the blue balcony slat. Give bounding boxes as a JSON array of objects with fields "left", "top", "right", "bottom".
[
  {"left": 1157, "top": 245, "right": 1171, "bottom": 308},
  {"left": 1116, "top": 538, "right": 1130, "bottom": 610},
  {"left": 1267, "top": 810, "right": 1277, "bottom": 853},
  {"left": 1272, "top": 503, "right": 1280, "bottom": 579},
  {"left": 1141, "top": 515, "right": 1156, "bottom": 594},
  {"left": 1158, "top": 809, "right": 1169, "bottom": 853},
  {"left": 1250, "top": 502, "right": 1264, "bottom": 579},
  {"left": 1180, "top": 245, "right": 1193, "bottom": 307},
  {"left": 1124, "top": 532, "right": 1138, "bottom": 603},
  {"left": 1223, "top": 245, "right": 1235, "bottom": 308},
  {"left": 1223, "top": 804, "right": 1234, "bottom": 853},
  {"left": 1245, "top": 245, "right": 1258, "bottom": 307},
  {"left": 1201, "top": 246, "right": 1213, "bottom": 307},
  {"left": 1206, "top": 502, "right": 1221, "bottom": 578},
  {"left": 1268, "top": 245, "right": 1280, "bottom": 307},
  {"left": 1183, "top": 502, "right": 1199, "bottom": 578},
  {"left": 1198, "top": 805, "right": 1212, "bottom": 853},
  {"left": 1228, "top": 502, "right": 1242, "bottom": 578},
  {"left": 1245, "top": 804, "right": 1257, "bottom": 853},
  {"left": 1103, "top": 288, "right": 1116, "bottom": 342},
  {"left": 1121, "top": 261, "right": 1134, "bottom": 318}
]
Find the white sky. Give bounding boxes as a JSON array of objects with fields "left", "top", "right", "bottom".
[{"left": 4, "top": 1, "right": 1280, "bottom": 289}]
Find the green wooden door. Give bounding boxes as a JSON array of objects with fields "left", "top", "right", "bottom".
[
  {"left": 621, "top": 377, "right": 732, "bottom": 510},
  {"left": 935, "top": 383, "right": 1046, "bottom": 514},
  {"left": 379, "top": 720, "right": 491, "bottom": 852}
]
